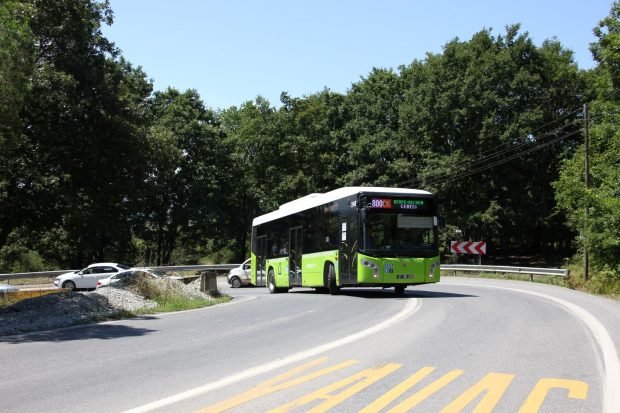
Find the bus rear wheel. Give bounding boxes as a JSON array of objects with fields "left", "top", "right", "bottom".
[
  {"left": 268, "top": 269, "right": 278, "bottom": 294},
  {"left": 327, "top": 264, "right": 340, "bottom": 295}
]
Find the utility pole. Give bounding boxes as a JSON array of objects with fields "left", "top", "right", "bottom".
[{"left": 583, "top": 104, "right": 590, "bottom": 281}]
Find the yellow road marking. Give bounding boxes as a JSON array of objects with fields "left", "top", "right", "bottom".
[
  {"left": 197, "top": 358, "right": 590, "bottom": 412},
  {"left": 360, "top": 367, "right": 436, "bottom": 413},
  {"left": 440, "top": 372, "right": 514, "bottom": 413},
  {"left": 197, "top": 357, "right": 357, "bottom": 413},
  {"left": 519, "top": 378, "right": 589, "bottom": 412},
  {"left": 386, "top": 369, "right": 464, "bottom": 412},
  {"left": 269, "top": 363, "right": 402, "bottom": 413}
]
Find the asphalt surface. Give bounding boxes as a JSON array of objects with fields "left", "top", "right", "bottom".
[{"left": 1, "top": 277, "right": 619, "bottom": 412}]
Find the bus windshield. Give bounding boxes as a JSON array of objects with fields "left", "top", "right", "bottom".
[{"left": 363, "top": 213, "right": 437, "bottom": 254}]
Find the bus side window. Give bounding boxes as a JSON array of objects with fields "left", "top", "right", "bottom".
[{"left": 324, "top": 214, "right": 339, "bottom": 248}]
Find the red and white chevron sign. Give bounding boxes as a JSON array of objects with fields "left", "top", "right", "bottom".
[{"left": 451, "top": 241, "right": 486, "bottom": 255}]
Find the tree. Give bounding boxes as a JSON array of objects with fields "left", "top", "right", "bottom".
[
  {"left": 338, "top": 68, "right": 406, "bottom": 186},
  {"left": 220, "top": 97, "right": 284, "bottom": 260},
  {"left": 0, "top": 0, "right": 34, "bottom": 250},
  {"left": 1, "top": 0, "right": 154, "bottom": 267},
  {"left": 399, "top": 26, "right": 583, "bottom": 253},
  {"left": 139, "top": 88, "right": 228, "bottom": 265},
  {"left": 555, "top": 2, "right": 620, "bottom": 275},
  {"left": 277, "top": 89, "right": 345, "bottom": 195}
]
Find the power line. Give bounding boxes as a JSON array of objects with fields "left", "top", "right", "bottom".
[
  {"left": 400, "top": 110, "right": 585, "bottom": 189},
  {"left": 467, "top": 108, "right": 582, "bottom": 162},
  {"left": 420, "top": 129, "right": 582, "bottom": 188},
  {"left": 396, "top": 108, "right": 620, "bottom": 190},
  {"left": 464, "top": 122, "right": 578, "bottom": 170}
]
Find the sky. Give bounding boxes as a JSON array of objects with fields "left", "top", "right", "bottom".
[{"left": 101, "top": 0, "right": 614, "bottom": 110}]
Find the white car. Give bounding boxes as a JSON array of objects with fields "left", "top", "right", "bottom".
[
  {"left": 96, "top": 268, "right": 182, "bottom": 288},
  {"left": 54, "top": 263, "right": 131, "bottom": 290},
  {"left": 227, "top": 259, "right": 252, "bottom": 288}
]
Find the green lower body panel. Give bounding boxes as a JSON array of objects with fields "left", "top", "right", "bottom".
[
  {"left": 301, "top": 251, "right": 338, "bottom": 287},
  {"left": 263, "top": 252, "right": 440, "bottom": 289},
  {"left": 357, "top": 254, "right": 440, "bottom": 285},
  {"left": 265, "top": 257, "right": 290, "bottom": 287}
]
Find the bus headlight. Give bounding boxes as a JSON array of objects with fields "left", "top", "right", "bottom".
[
  {"left": 428, "top": 261, "right": 440, "bottom": 278},
  {"left": 362, "top": 259, "right": 380, "bottom": 278}
]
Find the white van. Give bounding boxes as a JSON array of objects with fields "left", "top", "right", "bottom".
[{"left": 227, "top": 259, "right": 251, "bottom": 288}]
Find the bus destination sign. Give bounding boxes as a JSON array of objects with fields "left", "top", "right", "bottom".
[{"left": 369, "top": 198, "right": 426, "bottom": 210}]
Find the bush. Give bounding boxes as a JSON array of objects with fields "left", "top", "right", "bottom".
[
  {"left": 0, "top": 245, "right": 47, "bottom": 273},
  {"left": 123, "top": 276, "right": 230, "bottom": 313}
]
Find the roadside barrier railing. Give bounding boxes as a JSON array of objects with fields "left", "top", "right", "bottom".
[
  {"left": 1, "top": 264, "right": 569, "bottom": 286},
  {"left": 0, "top": 264, "right": 239, "bottom": 285},
  {"left": 441, "top": 264, "right": 569, "bottom": 281}
]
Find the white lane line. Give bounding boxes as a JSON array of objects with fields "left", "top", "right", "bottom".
[
  {"left": 123, "top": 297, "right": 420, "bottom": 413},
  {"left": 452, "top": 282, "right": 620, "bottom": 413}
]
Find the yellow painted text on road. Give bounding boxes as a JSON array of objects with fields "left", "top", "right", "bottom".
[
  {"left": 269, "top": 363, "right": 401, "bottom": 413},
  {"left": 197, "top": 357, "right": 357, "bottom": 413},
  {"left": 198, "top": 358, "right": 589, "bottom": 413},
  {"left": 519, "top": 378, "right": 589, "bottom": 412}
]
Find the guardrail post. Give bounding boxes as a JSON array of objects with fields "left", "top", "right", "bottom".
[{"left": 200, "top": 271, "right": 220, "bottom": 297}]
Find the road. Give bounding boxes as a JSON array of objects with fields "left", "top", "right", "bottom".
[{"left": 1, "top": 277, "right": 619, "bottom": 412}]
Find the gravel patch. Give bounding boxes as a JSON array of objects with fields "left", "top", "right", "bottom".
[{"left": 0, "top": 278, "right": 212, "bottom": 337}]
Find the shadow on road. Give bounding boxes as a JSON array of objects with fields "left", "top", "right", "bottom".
[
  {"left": 289, "top": 289, "right": 477, "bottom": 299},
  {"left": 0, "top": 320, "right": 158, "bottom": 344}
]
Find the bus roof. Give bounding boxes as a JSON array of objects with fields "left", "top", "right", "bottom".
[{"left": 252, "top": 187, "right": 432, "bottom": 226}]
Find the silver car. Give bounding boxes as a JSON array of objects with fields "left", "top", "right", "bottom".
[{"left": 96, "top": 268, "right": 182, "bottom": 288}]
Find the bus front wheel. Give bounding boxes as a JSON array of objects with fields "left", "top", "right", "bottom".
[
  {"left": 394, "top": 285, "right": 406, "bottom": 295},
  {"left": 327, "top": 264, "right": 340, "bottom": 295}
]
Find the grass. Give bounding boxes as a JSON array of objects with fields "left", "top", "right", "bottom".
[
  {"left": 442, "top": 264, "right": 620, "bottom": 302},
  {"left": 0, "top": 295, "right": 17, "bottom": 308},
  {"left": 123, "top": 276, "right": 231, "bottom": 314},
  {"left": 143, "top": 295, "right": 230, "bottom": 313}
]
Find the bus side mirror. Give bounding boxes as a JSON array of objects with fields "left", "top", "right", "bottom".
[{"left": 438, "top": 216, "right": 446, "bottom": 228}]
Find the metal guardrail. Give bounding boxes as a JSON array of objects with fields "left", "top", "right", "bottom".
[
  {"left": 441, "top": 264, "right": 570, "bottom": 280},
  {"left": 0, "top": 264, "right": 239, "bottom": 283},
  {"left": 0, "top": 270, "right": 78, "bottom": 282},
  {"left": 147, "top": 264, "right": 238, "bottom": 272},
  {"left": 1, "top": 263, "right": 569, "bottom": 284}
]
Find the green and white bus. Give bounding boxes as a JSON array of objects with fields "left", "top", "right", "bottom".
[{"left": 250, "top": 187, "right": 441, "bottom": 295}]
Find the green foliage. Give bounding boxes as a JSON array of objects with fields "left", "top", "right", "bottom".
[
  {"left": 555, "top": 3, "right": 620, "bottom": 279},
  {"left": 399, "top": 25, "right": 582, "bottom": 253},
  {"left": 127, "top": 277, "right": 230, "bottom": 313},
  {"left": 592, "top": 2, "right": 620, "bottom": 94},
  {"left": 0, "top": 0, "right": 154, "bottom": 267},
  {"left": 437, "top": 224, "right": 461, "bottom": 260},
  {"left": 137, "top": 88, "right": 228, "bottom": 265},
  {"left": 0, "top": 244, "right": 47, "bottom": 273},
  {"left": 0, "top": 1, "right": 35, "bottom": 251},
  {"left": 0, "top": 1, "right": 34, "bottom": 139},
  {"left": 338, "top": 68, "right": 405, "bottom": 186},
  {"left": 202, "top": 240, "right": 238, "bottom": 264}
]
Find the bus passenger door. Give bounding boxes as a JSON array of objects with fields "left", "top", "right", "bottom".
[
  {"left": 289, "top": 226, "right": 302, "bottom": 286},
  {"left": 339, "top": 216, "right": 358, "bottom": 284},
  {"left": 255, "top": 235, "right": 267, "bottom": 287}
]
